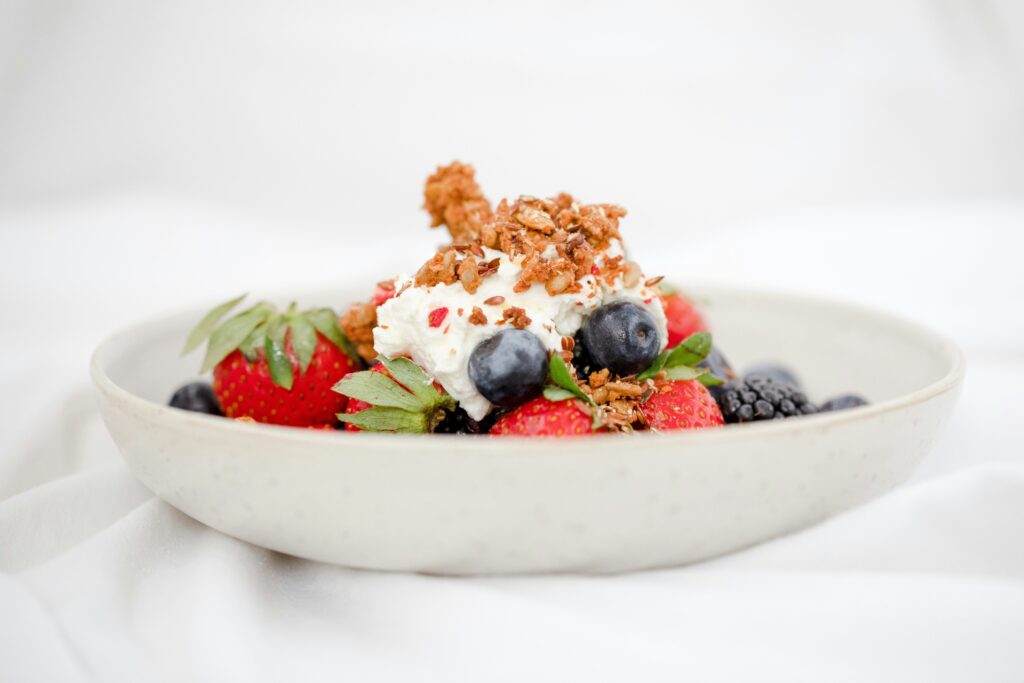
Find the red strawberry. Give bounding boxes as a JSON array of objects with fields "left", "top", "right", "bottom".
[
  {"left": 641, "top": 379, "right": 724, "bottom": 431},
  {"left": 184, "top": 296, "right": 363, "bottom": 428},
  {"left": 371, "top": 281, "right": 397, "bottom": 307},
  {"left": 491, "top": 397, "right": 593, "bottom": 437},
  {"left": 661, "top": 292, "right": 708, "bottom": 348}
]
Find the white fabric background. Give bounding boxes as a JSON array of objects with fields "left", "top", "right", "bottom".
[{"left": 2, "top": 2, "right": 1024, "bottom": 681}]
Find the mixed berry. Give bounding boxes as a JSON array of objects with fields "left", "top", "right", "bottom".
[{"left": 170, "top": 162, "right": 868, "bottom": 435}]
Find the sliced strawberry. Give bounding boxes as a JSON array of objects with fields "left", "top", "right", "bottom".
[
  {"left": 490, "top": 397, "right": 593, "bottom": 437},
  {"left": 641, "top": 379, "right": 723, "bottom": 431},
  {"left": 661, "top": 292, "right": 708, "bottom": 348}
]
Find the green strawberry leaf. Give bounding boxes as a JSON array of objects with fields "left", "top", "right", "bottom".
[
  {"left": 200, "top": 304, "right": 273, "bottom": 373},
  {"left": 665, "top": 332, "right": 712, "bottom": 367},
  {"left": 238, "top": 321, "right": 268, "bottom": 362},
  {"left": 697, "top": 371, "right": 725, "bottom": 387},
  {"left": 548, "top": 354, "right": 592, "bottom": 404},
  {"left": 637, "top": 332, "right": 713, "bottom": 380},
  {"left": 333, "top": 371, "right": 426, "bottom": 412},
  {"left": 306, "top": 308, "right": 362, "bottom": 366},
  {"left": 182, "top": 293, "right": 246, "bottom": 355},
  {"left": 661, "top": 365, "right": 709, "bottom": 382},
  {"left": 543, "top": 386, "right": 578, "bottom": 402},
  {"left": 289, "top": 316, "right": 318, "bottom": 373},
  {"left": 377, "top": 356, "right": 449, "bottom": 406},
  {"left": 264, "top": 335, "right": 294, "bottom": 390},
  {"left": 337, "top": 407, "right": 428, "bottom": 433}
]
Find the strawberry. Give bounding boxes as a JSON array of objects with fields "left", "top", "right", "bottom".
[
  {"left": 641, "top": 379, "right": 724, "bottom": 431},
  {"left": 335, "top": 356, "right": 454, "bottom": 433},
  {"left": 182, "top": 295, "right": 363, "bottom": 427},
  {"left": 661, "top": 292, "right": 708, "bottom": 348},
  {"left": 490, "top": 397, "right": 593, "bottom": 437}
]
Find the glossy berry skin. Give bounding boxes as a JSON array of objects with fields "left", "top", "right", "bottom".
[
  {"left": 642, "top": 380, "right": 724, "bottom": 431},
  {"left": 718, "top": 375, "right": 817, "bottom": 424},
  {"left": 490, "top": 397, "right": 592, "bottom": 437},
  {"left": 213, "top": 332, "right": 359, "bottom": 428},
  {"left": 661, "top": 293, "right": 708, "bottom": 347},
  {"left": 468, "top": 329, "right": 548, "bottom": 407},
  {"left": 435, "top": 406, "right": 502, "bottom": 434},
  {"left": 744, "top": 363, "right": 800, "bottom": 389},
  {"left": 169, "top": 381, "right": 223, "bottom": 416},
  {"left": 819, "top": 394, "right": 868, "bottom": 412},
  {"left": 580, "top": 302, "right": 661, "bottom": 377}
]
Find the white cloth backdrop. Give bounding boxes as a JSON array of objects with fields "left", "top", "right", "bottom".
[
  {"left": 2, "top": 1, "right": 1024, "bottom": 681},
  {"left": 1, "top": 202, "right": 1023, "bottom": 682}
]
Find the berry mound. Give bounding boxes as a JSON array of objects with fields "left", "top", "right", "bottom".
[{"left": 718, "top": 375, "right": 818, "bottom": 423}]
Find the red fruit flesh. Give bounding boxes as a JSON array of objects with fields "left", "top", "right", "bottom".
[
  {"left": 213, "top": 332, "right": 359, "bottom": 428},
  {"left": 491, "top": 397, "right": 593, "bottom": 437},
  {"left": 642, "top": 379, "right": 724, "bottom": 431},
  {"left": 661, "top": 293, "right": 708, "bottom": 347}
]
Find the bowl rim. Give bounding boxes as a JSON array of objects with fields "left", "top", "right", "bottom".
[{"left": 90, "top": 283, "right": 966, "bottom": 454}]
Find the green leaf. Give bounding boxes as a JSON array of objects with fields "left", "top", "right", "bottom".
[
  {"left": 548, "top": 354, "right": 591, "bottom": 404},
  {"left": 337, "top": 407, "right": 428, "bottom": 433},
  {"left": 698, "top": 372, "right": 725, "bottom": 387},
  {"left": 662, "top": 365, "right": 711, "bottom": 382},
  {"left": 333, "top": 371, "right": 425, "bottom": 412},
  {"left": 637, "top": 349, "right": 670, "bottom": 381},
  {"left": 664, "top": 332, "right": 712, "bottom": 368},
  {"left": 289, "top": 316, "right": 318, "bottom": 373},
  {"left": 377, "top": 356, "right": 448, "bottom": 406},
  {"left": 182, "top": 294, "right": 247, "bottom": 355},
  {"left": 543, "top": 386, "right": 577, "bottom": 402},
  {"left": 264, "top": 335, "right": 294, "bottom": 390},
  {"left": 200, "top": 304, "right": 273, "bottom": 373},
  {"left": 637, "top": 332, "right": 714, "bottom": 380},
  {"left": 238, "top": 321, "right": 268, "bottom": 361},
  {"left": 307, "top": 308, "right": 362, "bottom": 366}
]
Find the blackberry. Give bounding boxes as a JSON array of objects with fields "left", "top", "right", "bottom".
[
  {"left": 718, "top": 375, "right": 817, "bottom": 423},
  {"left": 744, "top": 363, "right": 800, "bottom": 389},
  {"left": 819, "top": 394, "right": 868, "bottom": 412}
]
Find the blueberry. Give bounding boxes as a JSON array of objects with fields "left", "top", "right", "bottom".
[
  {"left": 468, "top": 329, "right": 548, "bottom": 407},
  {"left": 819, "top": 394, "right": 868, "bottom": 412},
  {"left": 580, "top": 302, "right": 661, "bottom": 377},
  {"left": 169, "top": 381, "right": 223, "bottom": 415},
  {"left": 698, "top": 347, "right": 735, "bottom": 401},
  {"left": 744, "top": 363, "right": 801, "bottom": 389}
]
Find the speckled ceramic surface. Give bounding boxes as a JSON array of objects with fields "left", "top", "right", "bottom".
[{"left": 91, "top": 285, "right": 964, "bottom": 574}]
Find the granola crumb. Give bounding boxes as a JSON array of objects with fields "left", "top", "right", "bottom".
[
  {"left": 468, "top": 307, "right": 488, "bottom": 325},
  {"left": 483, "top": 295, "right": 505, "bottom": 306},
  {"left": 501, "top": 306, "right": 532, "bottom": 329}
]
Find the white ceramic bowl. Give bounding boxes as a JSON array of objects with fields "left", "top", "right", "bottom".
[{"left": 91, "top": 285, "right": 964, "bottom": 575}]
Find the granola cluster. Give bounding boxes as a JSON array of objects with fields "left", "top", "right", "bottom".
[
  {"left": 339, "top": 301, "right": 378, "bottom": 363},
  {"left": 415, "top": 161, "right": 639, "bottom": 297},
  {"left": 572, "top": 367, "right": 672, "bottom": 432},
  {"left": 423, "top": 161, "right": 494, "bottom": 244}
]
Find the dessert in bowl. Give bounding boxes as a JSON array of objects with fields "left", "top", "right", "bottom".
[{"left": 91, "top": 163, "right": 964, "bottom": 573}]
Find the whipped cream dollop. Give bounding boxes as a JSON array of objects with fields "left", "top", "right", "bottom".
[{"left": 373, "top": 240, "right": 667, "bottom": 420}]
